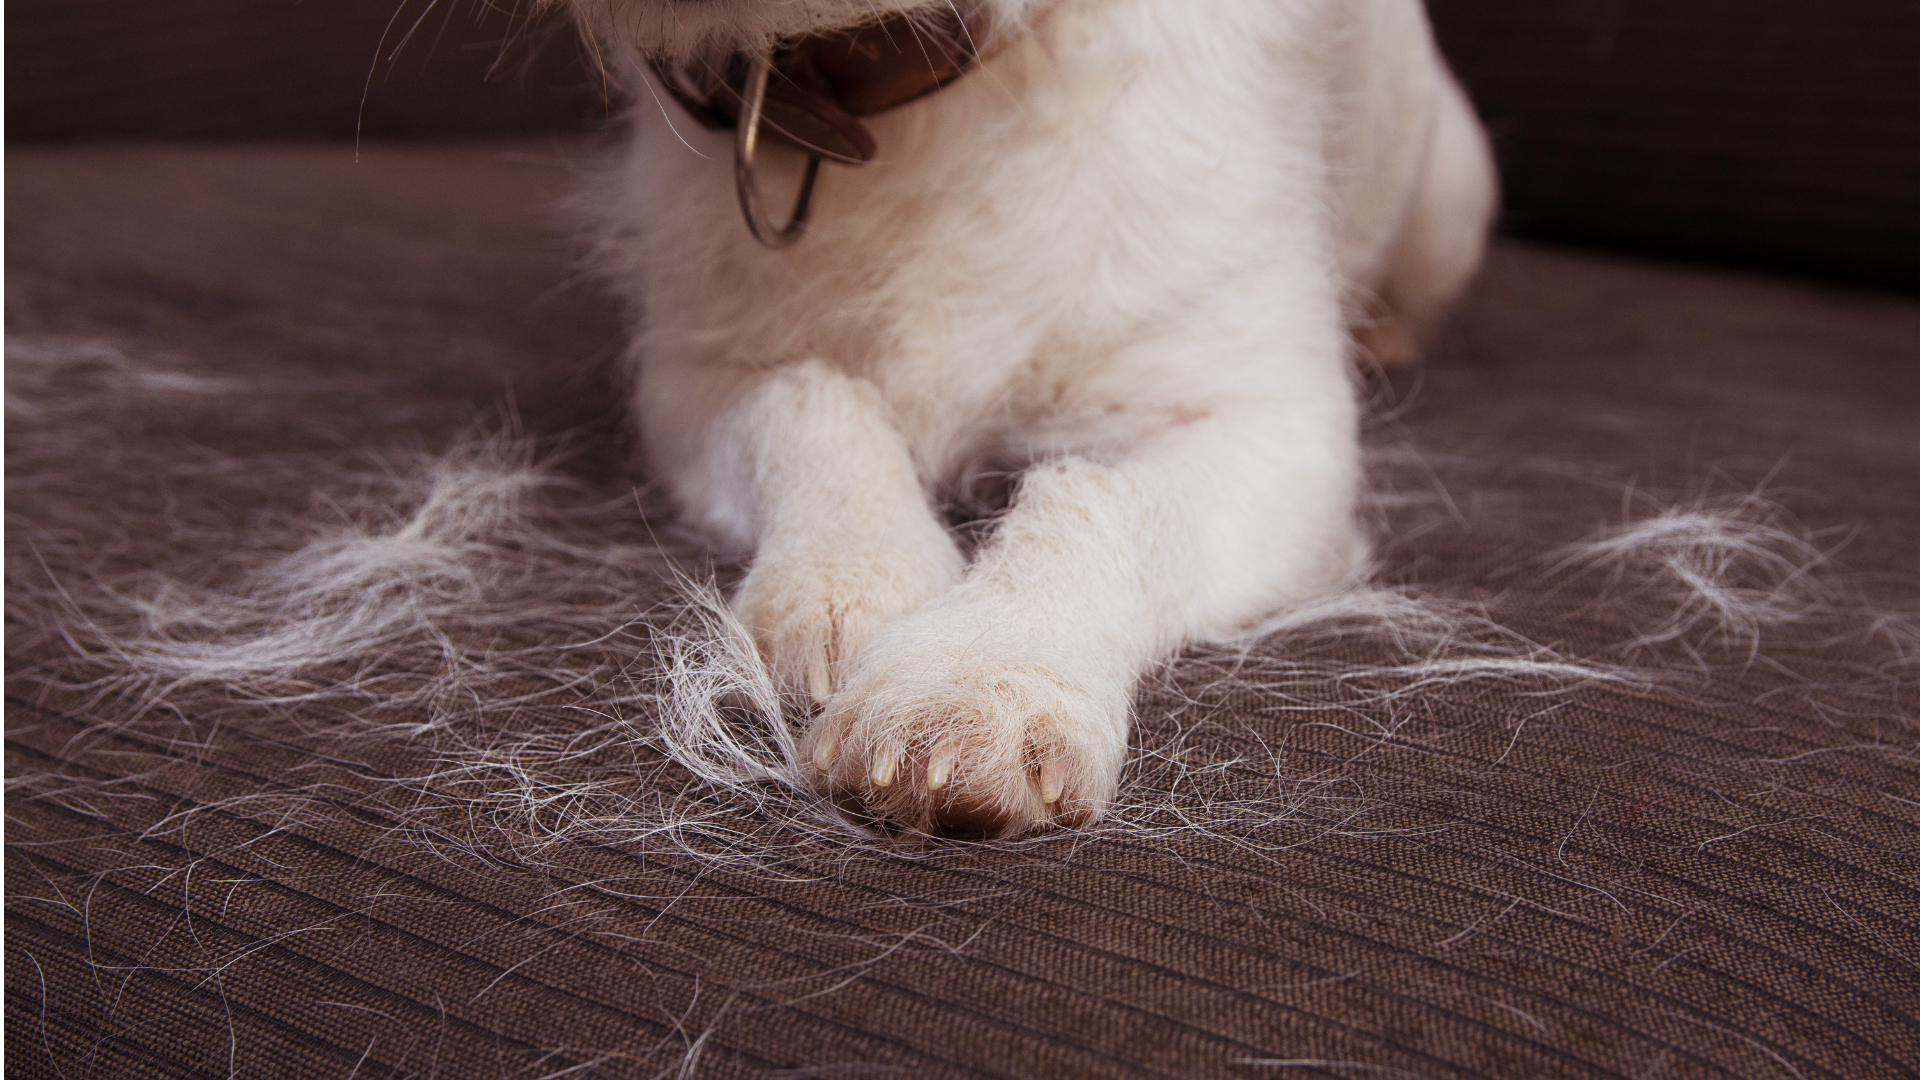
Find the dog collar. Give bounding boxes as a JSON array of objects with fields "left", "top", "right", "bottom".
[{"left": 649, "top": 12, "right": 983, "bottom": 246}]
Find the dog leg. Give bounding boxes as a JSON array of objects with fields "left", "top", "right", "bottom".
[
  {"left": 808, "top": 355, "right": 1364, "bottom": 835},
  {"left": 1369, "top": 71, "right": 1499, "bottom": 358},
  {"left": 655, "top": 359, "right": 965, "bottom": 708}
]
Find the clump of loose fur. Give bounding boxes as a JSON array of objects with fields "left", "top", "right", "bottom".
[
  {"left": 1551, "top": 493, "right": 1840, "bottom": 658},
  {"left": 10, "top": 332, "right": 1915, "bottom": 1077},
  {"left": 8, "top": 334, "right": 1914, "bottom": 878}
]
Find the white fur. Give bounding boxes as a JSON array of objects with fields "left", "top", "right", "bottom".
[
  {"left": 564, "top": 0, "right": 1498, "bottom": 833},
  {"left": 14, "top": 407, "right": 1911, "bottom": 871}
]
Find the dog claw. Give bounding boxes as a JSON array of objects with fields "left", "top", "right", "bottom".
[
  {"left": 926, "top": 742, "right": 956, "bottom": 792},
  {"left": 807, "top": 652, "right": 832, "bottom": 706},
  {"left": 812, "top": 732, "right": 839, "bottom": 773},
  {"left": 870, "top": 751, "right": 898, "bottom": 788},
  {"left": 1039, "top": 756, "right": 1065, "bottom": 805}
]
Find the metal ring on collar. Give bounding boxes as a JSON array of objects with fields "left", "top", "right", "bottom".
[{"left": 735, "top": 56, "right": 822, "bottom": 249}]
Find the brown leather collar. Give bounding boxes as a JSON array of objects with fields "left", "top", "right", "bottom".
[{"left": 650, "top": 11, "right": 982, "bottom": 165}]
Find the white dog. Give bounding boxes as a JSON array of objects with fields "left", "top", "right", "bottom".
[{"left": 557, "top": 0, "right": 1496, "bottom": 834}]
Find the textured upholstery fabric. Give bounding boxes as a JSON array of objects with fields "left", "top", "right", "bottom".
[
  {"left": 6, "top": 145, "right": 1918, "bottom": 1079},
  {"left": 1428, "top": 0, "right": 1920, "bottom": 289},
  {"left": 4, "top": 0, "right": 598, "bottom": 141}
]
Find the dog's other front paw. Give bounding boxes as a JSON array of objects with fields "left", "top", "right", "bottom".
[
  {"left": 733, "top": 536, "right": 962, "bottom": 710},
  {"left": 805, "top": 609, "right": 1133, "bottom": 836}
]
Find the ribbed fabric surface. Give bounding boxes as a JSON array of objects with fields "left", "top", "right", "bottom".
[
  {"left": 4, "top": 0, "right": 598, "bottom": 141},
  {"left": 1428, "top": 0, "right": 1920, "bottom": 286},
  {"left": 6, "top": 145, "right": 1918, "bottom": 1079}
]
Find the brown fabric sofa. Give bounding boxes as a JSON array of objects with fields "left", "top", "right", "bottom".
[
  {"left": 9, "top": 138, "right": 1917, "bottom": 1080},
  {"left": 7, "top": 4, "right": 1918, "bottom": 1078}
]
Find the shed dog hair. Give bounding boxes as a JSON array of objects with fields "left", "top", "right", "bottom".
[{"left": 556, "top": 0, "right": 1498, "bottom": 834}]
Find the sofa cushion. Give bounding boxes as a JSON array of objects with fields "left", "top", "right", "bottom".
[{"left": 6, "top": 143, "right": 1918, "bottom": 1079}]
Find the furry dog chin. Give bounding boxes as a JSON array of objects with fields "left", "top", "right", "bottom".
[{"left": 555, "top": 0, "right": 1499, "bottom": 835}]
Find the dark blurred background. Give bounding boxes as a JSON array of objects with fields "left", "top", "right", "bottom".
[{"left": 8, "top": 0, "right": 1918, "bottom": 290}]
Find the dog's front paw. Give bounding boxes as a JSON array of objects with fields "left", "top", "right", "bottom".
[
  {"left": 733, "top": 536, "right": 962, "bottom": 709},
  {"left": 805, "top": 608, "right": 1133, "bottom": 836}
]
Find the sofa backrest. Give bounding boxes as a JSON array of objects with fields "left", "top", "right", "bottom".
[{"left": 7, "top": 0, "right": 1915, "bottom": 289}]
